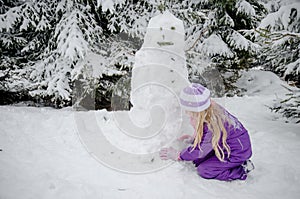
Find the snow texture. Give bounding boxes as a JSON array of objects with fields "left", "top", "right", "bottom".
[
  {"left": 1, "top": 70, "right": 300, "bottom": 199},
  {"left": 227, "top": 31, "right": 260, "bottom": 52},
  {"left": 222, "top": 12, "right": 235, "bottom": 27},
  {"left": 97, "top": 0, "right": 125, "bottom": 12},
  {"left": 130, "top": 10, "right": 189, "bottom": 130},
  {"left": 283, "top": 58, "right": 300, "bottom": 77},
  {"left": 259, "top": 2, "right": 300, "bottom": 32},
  {"left": 54, "top": 10, "right": 89, "bottom": 61},
  {"left": 235, "top": 69, "right": 292, "bottom": 96},
  {"left": 0, "top": 4, "right": 36, "bottom": 31},
  {"left": 200, "top": 34, "right": 234, "bottom": 58},
  {"left": 236, "top": 0, "right": 256, "bottom": 16}
]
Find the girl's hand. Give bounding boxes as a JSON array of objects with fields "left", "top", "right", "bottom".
[
  {"left": 177, "top": 134, "right": 194, "bottom": 144},
  {"left": 159, "top": 147, "right": 179, "bottom": 161}
]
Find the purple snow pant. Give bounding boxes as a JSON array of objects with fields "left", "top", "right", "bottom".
[{"left": 194, "top": 155, "right": 247, "bottom": 181}]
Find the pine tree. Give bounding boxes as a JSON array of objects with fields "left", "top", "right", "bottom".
[
  {"left": 258, "top": 1, "right": 300, "bottom": 86},
  {"left": 0, "top": 0, "right": 55, "bottom": 104},
  {"left": 102, "top": 0, "right": 266, "bottom": 96},
  {"left": 257, "top": 0, "right": 300, "bottom": 122},
  {"left": 272, "top": 86, "right": 300, "bottom": 123},
  {"left": 0, "top": 0, "right": 127, "bottom": 108},
  {"left": 185, "top": 0, "right": 266, "bottom": 95},
  {"left": 0, "top": 0, "right": 268, "bottom": 108}
]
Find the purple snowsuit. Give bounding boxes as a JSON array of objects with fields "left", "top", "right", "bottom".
[{"left": 179, "top": 108, "right": 252, "bottom": 181}]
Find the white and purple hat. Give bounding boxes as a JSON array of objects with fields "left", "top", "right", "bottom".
[{"left": 179, "top": 83, "right": 211, "bottom": 112}]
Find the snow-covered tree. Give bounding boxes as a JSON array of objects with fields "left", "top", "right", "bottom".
[
  {"left": 0, "top": 0, "right": 128, "bottom": 108},
  {"left": 104, "top": 0, "right": 266, "bottom": 95},
  {"left": 186, "top": 0, "right": 265, "bottom": 95},
  {"left": 0, "top": 0, "right": 270, "bottom": 108},
  {"left": 257, "top": 0, "right": 300, "bottom": 122},
  {"left": 258, "top": 1, "right": 300, "bottom": 85},
  {"left": 0, "top": 0, "right": 55, "bottom": 104},
  {"left": 190, "top": 0, "right": 263, "bottom": 61},
  {"left": 272, "top": 87, "right": 300, "bottom": 123}
]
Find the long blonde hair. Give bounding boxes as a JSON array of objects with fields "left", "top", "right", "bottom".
[{"left": 190, "top": 102, "right": 231, "bottom": 162}]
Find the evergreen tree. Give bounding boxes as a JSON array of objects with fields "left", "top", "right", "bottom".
[
  {"left": 0, "top": 0, "right": 127, "bottom": 108},
  {"left": 271, "top": 84, "right": 300, "bottom": 123},
  {"left": 0, "top": 0, "right": 55, "bottom": 104},
  {"left": 104, "top": 0, "right": 265, "bottom": 95},
  {"left": 258, "top": 1, "right": 300, "bottom": 85},
  {"left": 0, "top": 0, "right": 270, "bottom": 108},
  {"left": 186, "top": 0, "right": 266, "bottom": 95},
  {"left": 257, "top": 0, "right": 300, "bottom": 122}
]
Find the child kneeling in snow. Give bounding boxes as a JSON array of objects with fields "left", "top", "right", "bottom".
[{"left": 159, "top": 83, "right": 254, "bottom": 181}]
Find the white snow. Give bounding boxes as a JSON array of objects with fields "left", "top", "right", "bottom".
[
  {"left": 139, "top": 10, "right": 186, "bottom": 57},
  {"left": 72, "top": 50, "right": 124, "bottom": 80},
  {"left": 283, "top": 58, "right": 300, "bottom": 77},
  {"left": 0, "top": 6, "right": 20, "bottom": 31},
  {"left": 259, "top": 2, "right": 300, "bottom": 31},
  {"left": 20, "top": 18, "right": 31, "bottom": 31},
  {"left": 1, "top": 69, "right": 300, "bottom": 199},
  {"left": 1, "top": 3, "right": 300, "bottom": 199},
  {"left": 223, "top": 12, "right": 235, "bottom": 27},
  {"left": 130, "top": 11, "right": 189, "bottom": 143},
  {"left": 236, "top": 0, "right": 256, "bottom": 16},
  {"left": 227, "top": 31, "right": 260, "bottom": 52},
  {"left": 1, "top": 37, "right": 13, "bottom": 48},
  {"left": 97, "top": 0, "right": 126, "bottom": 12},
  {"left": 36, "top": 16, "right": 50, "bottom": 31},
  {"left": 55, "top": 10, "right": 89, "bottom": 61},
  {"left": 234, "top": 69, "right": 292, "bottom": 96},
  {"left": 200, "top": 34, "right": 234, "bottom": 58}
]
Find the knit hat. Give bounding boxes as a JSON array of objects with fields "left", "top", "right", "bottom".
[{"left": 179, "top": 83, "right": 211, "bottom": 112}]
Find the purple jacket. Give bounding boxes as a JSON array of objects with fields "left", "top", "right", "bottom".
[{"left": 179, "top": 108, "right": 252, "bottom": 164}]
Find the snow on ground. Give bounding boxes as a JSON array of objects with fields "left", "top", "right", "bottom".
[{"left": 0, "top": 69, "right": 300, "bottom": 199}]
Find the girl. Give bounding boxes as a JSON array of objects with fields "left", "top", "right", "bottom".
[{"left": 159, "top": 83, "right": 254, "bottom": 181}]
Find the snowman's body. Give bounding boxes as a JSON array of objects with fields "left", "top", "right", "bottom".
[{"left": 130, "top": 11, "right": 189, "bottom": 120}]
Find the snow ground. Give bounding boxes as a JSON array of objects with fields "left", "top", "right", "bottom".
[{"left": 0, "top": 69, "right": 300, "bottom": 199}]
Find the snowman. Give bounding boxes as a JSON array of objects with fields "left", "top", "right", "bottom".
[{"left": 129, "top": 10, "right": 190, "bottom": 133}]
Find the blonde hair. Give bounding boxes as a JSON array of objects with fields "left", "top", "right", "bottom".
[{"left": 190, "top": 102, "right": 231, "bottom": 162}]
